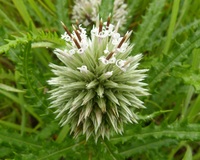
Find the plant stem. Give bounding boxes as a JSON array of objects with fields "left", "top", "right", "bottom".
[{"left": 16, "top": 83, "right": 26, "bottom": 136}]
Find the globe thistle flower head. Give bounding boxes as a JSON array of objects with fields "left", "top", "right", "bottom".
[
  {"left": 72, "top": 0, "right": 128, "bottom": 28},
  {"left": 71, "top": 0, "right": 101, "bottom": 26},
  {"left": 48, "top": 16, "right": 149, "bottom": 142},
  {"left": 113, "top": 0, "right": 128, "bottom": 28}
]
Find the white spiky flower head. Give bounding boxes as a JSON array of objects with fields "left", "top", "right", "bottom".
[
  {"left": 71, "top": 0, "right": 127, "bottom": 28},
  {"left": 48, "top": 16, "right": 149, "bottom": 142},
  {"left": 71, "top": 0, "right": 101, "bottom": 26},
  {"left": 112, "top": 0, "right": 128, "bottom": 28}
]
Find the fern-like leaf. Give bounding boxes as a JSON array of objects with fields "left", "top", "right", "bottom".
[
  {"left": 0, "top": 31, "right": 64, "bottom": 54},
  {"left": 0, "top": 35, "right": 28, "bottom": 54},
  {"left": 111, "top": 122, "right": 200, "bottom": 143}
]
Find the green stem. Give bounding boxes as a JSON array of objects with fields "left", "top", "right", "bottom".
[
  {"left": 163, "top": 0, "right": 180, "bottom": 54},
  {"left": 16, "top": 81, "right": 26, "bottom": 136}
]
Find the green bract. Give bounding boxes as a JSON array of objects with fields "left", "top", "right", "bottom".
[{"left": 48, "top": 17, "right": 149, "bottom": 142}]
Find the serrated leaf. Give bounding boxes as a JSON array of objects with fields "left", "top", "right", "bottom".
[
  {"left": 120, "top": 139, "right": 177, "bottom": 157},
  {"left": 133, "top": 0, "right": 166, "bottom": 54},
  {"left": 177, "top": 69, "right": 200, "bottom": 92},
  {"left": 0, "top": 129, "right": 41, "bottom": 149},
  {"left": 111, "top": 123, "right": 200, "bottom": 143},
  {"left": 149, "top": 30, "right": 200, "bottom": 87}
]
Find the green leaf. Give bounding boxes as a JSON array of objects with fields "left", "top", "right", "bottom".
[
  {"left": 38, "top": 0, "right": 56, "bottom": 16},
  {"left": 132, "top": 0, "right": 166, "bottom": 54},
  {"left": 120, "top": 139, "right": 177, "bottom": 157},
  {"left": 178, "top": 69, "right": 200, "bottom": 92},
  {"left": 12, "top": 0, "right": 36, "bottom": 31},
  {"left": 163, "top": 0, "right": 180, "bottom": 54},
  {"left": 0, "top": 35, "right": 28, "bottom": 54},
  {"left": 149, "top": 30, "right": 200, "bottom": 87},
  {"left": 0, "top": 120, "right": 35, "bottom": 133},
  {"left": 0, "top": 89, "right": 21, "bottom": 104},
  {"left": 0, "top": 9, "right": 20, "bottom": 32},
  {"left": 111, "top": 123, "right": 200, "bottom": 144},
  {"left": 37, "top": 141, "right": 85, "bottom": 160},
  {"left": 0, "top": 83, "right": 25, "bottom": 93},
  {"left": 44, "top": 0, "right": 56, "bottom": 13},
  {"left": 187, "top": 95, "right": 200, "bottom": 122},
  {"left": 0, "top": 129, "right": 41, "bottom": 149},
  {"left": 102, "top": 140, "right": 123, "bottom": 160},
  {"left": 0, "top": 31, "right": 64, "bottom": 54},
  {"left": 28, "top": 0, "right": 48, "bottom": 25}
]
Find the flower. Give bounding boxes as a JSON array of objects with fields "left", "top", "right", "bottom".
[
  {"left": 71, "top": 0, "right": 128, "bottom": 28},
  {"left": 71, "top": 0, "right": 101, "bottom": 26},
  {"left": 48, "top": 16, "right": 149, "bottom": 142},
  {"left": 112, "top": 0, "right": 128, "bottom": 29}
]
